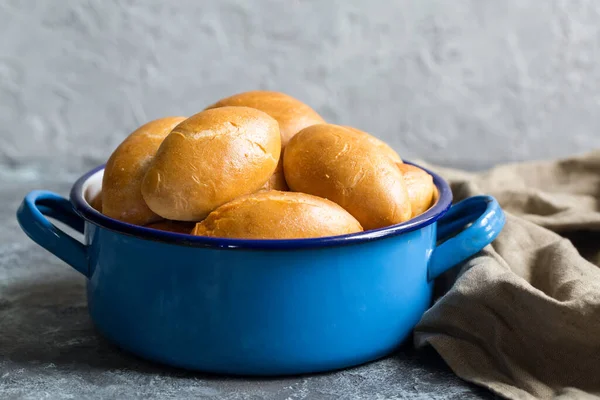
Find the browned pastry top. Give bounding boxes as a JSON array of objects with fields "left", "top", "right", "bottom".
[
  {"left": 206, "top": 90, "right": 325, "bottom": 147},
  {"left": 102, "top": 116, "right": 186, "bottom": 225},
  {"left": 192, "top": 190, "right": 363, "bottom": 239},
  {"left": 284, "top": 123, "right": 412, "bottom": 230},
  {"left": 141, "top": 106, "right": 281, "bottom": 221}
]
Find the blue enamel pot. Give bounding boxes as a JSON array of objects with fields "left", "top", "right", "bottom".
[{"left": 16, "top": 162, "right": 505, "bottom": 376}]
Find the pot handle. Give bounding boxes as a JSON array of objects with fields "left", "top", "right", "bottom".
[
  {"left": 428, "top": 195, "right": 505, "bottom": 281},
  {"left": 16, "top": 190, "right": 89, "bottom": 278}
]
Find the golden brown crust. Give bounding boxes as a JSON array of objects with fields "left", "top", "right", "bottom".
[
  {"left": 284, "top": 123, "right": 412, "bottom": 230},
  {"left": 144, "top": 220, "right": 196, "bottom": 234},
  {"left": 192, "top": 191, "right": 362, "bottom": 239},
  {"left": 342, "top": 126, "right": 402, "bottom": 163},
  {"left": 102, "top": 116, "right": 187, "bottom": 225},
  {"left": 397, "top": 163, "right": 435, "bottom": 217},
  {"left": 89, "top": 191, "right": 103, "bottom": 213},
  {"left": 205, "top": 91, "right": 325, "bottom": 147},
  {"left": 141, "top": 106, "right": 281, "bottom": 221},
  {"left": 260, "top": 157, "right": 289, "bottom": 191}
]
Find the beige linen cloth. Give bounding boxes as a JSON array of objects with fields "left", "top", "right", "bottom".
[{"left": 413, "top": 150, "right": 600, "bottom": 400}]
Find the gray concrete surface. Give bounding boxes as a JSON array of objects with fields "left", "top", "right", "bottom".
[
  {"left": 1, "top": 173, "right": 492, "bottom": 399},
  {"left": 2, "top": 0, "right": 600, "bottom": 175},
  {"left": 3, "top": 0, "right": 600, "bottom": 398}
]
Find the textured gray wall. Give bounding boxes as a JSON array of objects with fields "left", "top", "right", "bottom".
[{"left": 2, "top": 0, "right": 600, "bottom": 175}]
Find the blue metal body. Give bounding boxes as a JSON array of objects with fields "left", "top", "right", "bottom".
[{"left": 16, "top": 163, "right": 505, "bottom": 375}]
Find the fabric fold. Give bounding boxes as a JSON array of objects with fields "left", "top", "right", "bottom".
[{"left": 413, "top": 150, "right": 600, "bottom": 400}]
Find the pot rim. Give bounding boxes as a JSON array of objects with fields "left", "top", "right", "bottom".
[{"left": 70, "top": 162, "right": 453, "bottom": 250}]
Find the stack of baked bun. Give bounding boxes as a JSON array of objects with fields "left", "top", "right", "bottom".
[{"left": 95, "top": 91, "right": 435, "bottom": 239}]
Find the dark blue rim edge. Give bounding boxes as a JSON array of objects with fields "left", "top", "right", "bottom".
[{"left": 69, "top": 161, "right": 453, "bottom": 250}]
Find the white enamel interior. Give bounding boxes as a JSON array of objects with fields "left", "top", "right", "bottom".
[{"left": 83, "top": 169, "right": 104, "bottom": 206}]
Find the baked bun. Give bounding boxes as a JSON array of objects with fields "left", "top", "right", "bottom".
[
  {"left": 89, "top": 191, "right": 103, "bottom": 213},
  {"left": 141, "top": 107, "right": 281, "bottom": 221},
  {"left": 343, "top": 126, "right": 402, "bottom": 163},
  {"left": 192, "top": 191, "right": 362, "bottom": 239},
  {"left": 144, "top": 220, "right": 195, "bottom": 234},
  {"left": 284, "top": 124, "right": 412, "bottom": 230},
  {"left": 205, "top": 90, "right": 325, "bottom": 147},
  {"left": 397, "top": 163, "right": 435, "bottom": 217},
  {"left": 102, "top": 116, "right": 186, "bottom": 224},
  {"left": 260, "top": 158, "right": 288, "bottom": 191}
]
